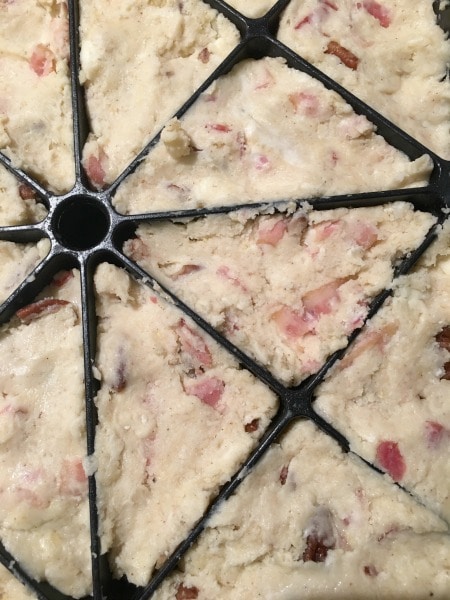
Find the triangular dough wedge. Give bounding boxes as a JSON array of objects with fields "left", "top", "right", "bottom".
[
  {"left": 124, "top": 203, "right": 435, "bottom": 385},
  {"left": 0, "top": 270, "right": 91, "bottom": 598},
  {"left": 278, "top": 0, "right": 450, "bottom": 157},
  {"left": 80, "top": 0, "right": 239, "bottom": 187},
  {"left": 315, "top": 220, "right": 450, "bottom": 521},
  {"left": 153, "top": 420, "right": 450, "bottom": 599},
  {"left": 94, "top": 263, "right": 278, "bottom": 587},
  {"left": 114, "top": 57, "right": 432, "bottom": 213},
  {"left": 0, "top": 0, "right": 74, "bottom": 192}
]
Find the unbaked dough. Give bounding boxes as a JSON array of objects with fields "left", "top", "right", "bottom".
[
  {"left": 124, "top": 203, "right": 435, "bottom": 385},
  {"left": 0, "top": 0, "right": 74, "bottom": 192},
  {"left": 114, "top": 57, "right": 432, "bottom": 213}
]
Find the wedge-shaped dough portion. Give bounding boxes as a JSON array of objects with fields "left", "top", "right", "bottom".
[
  {"left": 153, "top": 420, "right": 450, "bottom": 599},
  {"left": 315, "top": 220, "right": 450, "bottom": 521},
  {"left": 124, "top": 203, "right": 435, "bottom": 386},
  {"left": 94, "top": 263, "right": 277, "bottom": 587},
  {"left": 0, "top": 0, "right": 74, "bottom": 192},
  {"left": 0, "top": 270, "right": 91, "bottom": 598},
  {"left": 278, "top": 0, "right": 450, "bottom": 158},
  {"left": 114, "top": 57, "right": 432, "bottom": 213},
  {"left": 80, "top": 0, "right": 239, "bottom": 187}
]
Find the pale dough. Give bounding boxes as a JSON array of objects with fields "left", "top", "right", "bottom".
[{"left": 114, "top": 57, "right": 432, "bottom": 213}]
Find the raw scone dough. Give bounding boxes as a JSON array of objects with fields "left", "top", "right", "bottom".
[
  {"left": 0, "top": 239, "right": 49, "bottom": 305},
  {"left": 94, "top": 263, "right": 278, "bottom": 586},
  {"left": 314, "top": 219, "right": 450, "bottom": 521},
  {"left": 153, "top": 421, "right": 450, "bottom": 600},
  {"left": 278, "top": 0, "right": 450, "bottom": 158},
  {"left": 0, "top": 271, "right": 91, "bottom": 598},
  {"left": 113, "top": 57, "right": 432, "bottom": 213},
  {"left": 0, "top": 564, "right": 37, "bottom": 600},
  {"left": 0, "top": 0, "right": 74, "bottom": 192},
  {"left": 124, "top": 203, "right": 435, "bottom": 385},
  {"left": 80, "top": 0, "right": 239, "bottom": 187},
  {"left": 0, "top": 165, "right": 47, "bottom": 227}
]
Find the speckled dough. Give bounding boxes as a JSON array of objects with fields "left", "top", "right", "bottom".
[
  {"left": 153, "top": 421, "right": 450, "bottom": 600},
  {"left": 0, "top": 0, "right": 74, "bottom": 192},
  {"left": 114, "top": 57, "right": 432, "bottom": 213},
  {"left": 278, "top": 0, "right": 450, "bottom": 158},
  {"left": 0, "top": 272, "right": 91, "bottom": 598},
  {"left": 80, "top": 0, "right": 239, "bottom": 187},
  {"left": 315, "top": 219, "right": 450, "bottom": 522},
  {"left": 125, "top": 203, "right": 435, "bottom": 385},
  {"left": 94, "top": 264, "right": 277, "bottom": 586}
]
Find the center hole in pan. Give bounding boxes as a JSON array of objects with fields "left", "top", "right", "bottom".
[{"left": 53, "top": 196, "right": 110, "bottom": 250}]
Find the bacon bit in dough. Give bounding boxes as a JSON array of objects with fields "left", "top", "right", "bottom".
[
  {"left": 216, "top": 265, "right": 248, "bottom": 292},
  {"left": 302, "top": 279, "right": 347, "bottom": 318},
  {"left": 18, "top": 183, "right": 36, "bottom": 200},
  {"left": 362, "top": 0, "right": 391, "bottom": 28},
  {"left": 376, "top": 441, "right": 406, "bottom": 481},
  {"left": 205, "top": 123, "right": 232, "bottom": 133},
  {"left": 442, "top": 362, "right": 450, "bottom": 380},
  {"left": 271, "top": 305, "right": 312, "bottom": 339},
  {"left": 363, "top": 565, "right": 379, "bottom": 576},
  {"left": 16, "top": 298, "right": 69, "bottom": 324},
  {"left": 30, "top": 44, "right": 56, "bottom": 76},
  {"left": 176, "top": 319, "right": 213, "bottom": 370},
  {"left": 289, "top": 92, "right": 320, "bottom": 117},
  {"left": 257, "top": 219, "right": 287, "bottom": 246},
  {"left": 197, "top": 47, "right": 210, "bottom": 63},
  {"left": 436, "top": 326, "right": 450, "bottom": 351},
  {"left": 176, "top": 584, "right": 199, "bottom": 600},
  {"left": 349, "top": 221, "right": 379, "bottom": 249},
  {"left": 112, "top": 352, "right": 127, "bottom": 392},
  {"left": 312, "top": 219, "right": 341, "bottom": 242},
  {"left": 169, "top": 264, "right": 203, "bottom": 280},
  {"left": 279, "top": 464, "right": 289, "bottom": 485},
  {"left": 184, "top": 376, "right": 225, "bottom": 409},
  {"left": 425, "top": 421, "right": 449, "bottom": 449},
  {"left": 236, "top": 131, "right": 247, "bottom": 157},
  {"left": 340, "top": 322, "right": 398, "bottom": 369},
  {"left": 127, "top": 237, "right": 150, "bottom": 262},
  {"left": 254, "top": 154, "right": 271, "bottom": 171},
  {"left": 85, "top": 149, "right": 108, "bottom": 189},
  {"left": 59, "top": 458, "right": 88, "bottom": 497},
  {"left": 294, "top": 0, "right": 337, "bottom": 29},
  {"left": 244, "top": 418, "right": 260, "bottom": 433},
  {"left": 52, "top": 270, "right": 74, "bottom": 287},
  {"left": 302, "top": 506, "right": 336, "bottom": 562},
  {"left": 325, "top": 41, "right": 359, "bottom": 70}
]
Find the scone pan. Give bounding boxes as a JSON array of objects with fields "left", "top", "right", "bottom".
[{"left": 0, "top": 1, "right": 449, "bottom": 599}]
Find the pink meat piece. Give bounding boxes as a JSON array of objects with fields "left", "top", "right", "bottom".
[
  {"left": 376, "top": 441, "right": 406, "bottom": 482},
  {"left": 271, "top": 305, "right": 313, "bottom": 338},
  {"left": 29, "top": 44, "right": 55, "bottom": 77},
  {"left": 205, "top": 123, "right": 232, "bottom": 133},
  {"left": 312, "top": 219, "right": 341, "bottom": 241},
  {"left": 340, "top": 323, "right": 398, "bottom": 369},
  {"left": 216, "top": 265, "right": 248, "bottom": 292},
  {"left": 59, "top": 458, "right": 88, "bottom": 497},
  {"left": 302, "top": 279, "right": 346, "bottom": 318},
  {"left": 85, "top": 151, "right": 107, "bottom": 188},
  {"left": 256, "top": 219, "right": 287, "bottom": 246},
  {"left": 176, "top": 319, "right": 213, "bottom": 370},
  {"left": 362, "top": 0, "right": 391, "bottom": 27},
  {"left": 16, "top": 298, "right": 70, "bottom": 324},
  {"left": 288, "top": 92, "right": 320, "bottom": 117},
  {"left": 349, "top": 221, "right": 379, "bottom": 249},
  {"left": 425, "top": 421, "right": 449, "bottom": 449},
  {"left": 184, "top": 376, "right": 225, "bottom": 410}
]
